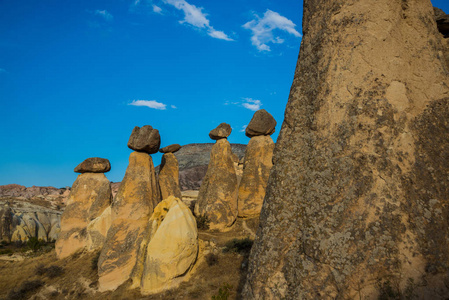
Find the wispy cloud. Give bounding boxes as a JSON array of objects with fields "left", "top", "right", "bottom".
[
  {"left": 95, "top": 9, "right": 113, "bottom": 21},
  {"left": 171, "top": 105, "right": 177, "bottom": 109},
  {"left": 129, "top": 100, "right": 167, "bottom": 110},
  {"left": 242, "top": 98, "right": 262, "bottom": 111},
  {"left": 243, "top": 10, "right": 301, "bottom": 51},
  {"left": 240, "top": 125, "right": 247, "bottom": 132},
  {"left": 162, "top": 0, "right": 233, "bottom": 41},
  {"left": 153, "top": 5, "right": 163, "bottom": 14},
  {"left": 224, "top": 98, "right": 262, "bottom": 111}
]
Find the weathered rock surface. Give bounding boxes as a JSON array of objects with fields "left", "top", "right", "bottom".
[
  {"left": 159, "top": 144, "right": 181, "bottom": 153},
  {"left": 158, "top": 153, "right": 182, "bottom": 200},
  {"left": 245, "top": 109, "right": 277, "bottom": 138},
  {"left": 98, "top": 151, "right": 160, "bottom": 292},
  {"left": 74, "top": 157, "right": 111, "bottom": 173},
  {"left": 0, "top": 184, "right": 70, "bottom": 200},
  {"left": 238, "top": 136, "right": 274, "bottom": 218},
  {"left": 86, "top": 206, "right": 112, "bottom": 251},
  {"left": 133, "top": 196, "right": 198, "bottom": 295},
  {"left": 195, "top": 139, "right": 238, "bottom": 231},
  {"left": 209, "top": 123, "right": 232, "bottom": 140},
  {"left": 56, "top": 173, "right": 111, "bottom": 259},
  {"left": 243, "top": 1, "right": 449, "bottom": 299},
  {"left": 127, "top": 125, "right": 161, "bottom": 154}
]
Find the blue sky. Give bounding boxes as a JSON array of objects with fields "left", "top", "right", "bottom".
[{"left": 1, "top": 0, "right": 448, "bottom": 188}]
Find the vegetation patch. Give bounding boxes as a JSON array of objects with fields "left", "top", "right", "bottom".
[
  {"left": 212, "top": 282, "right": 232, "bottom": 300},
  {"left": 196, "top": 213, "right": 211, "bottom": 230},
  {"left": 223, "top": 238, "right": 253, "bottom": 254},
  {"left": 35, "top": 264, "right": 64, "bottom": 278},
  {"left": 7, "top": 280, "right": 44, "bottom": 300}
]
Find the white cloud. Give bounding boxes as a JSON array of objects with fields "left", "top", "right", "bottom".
[
  {"left": 95, "top": 9, "right": 113, "bottom": 21},
  {"left": 242, "top": 98, "right": 262, "bottom": 111},
  {"left": 162, "top": 0, "right": 233, "bottom": 41},
  {"left": 129, "top": 100, "right": 167, "bottom": 110},
  {"left": 243, "top": 10, "right": 301, "bottom": 51},
  {"left": 153, "top": 5, "right": 162, "bottom": 13},
  {"left": 171, "top": 105, "right": 177, "bottom": 109},
  {"left": 240, "top": 125, "right": 247, "bottom": 132}
]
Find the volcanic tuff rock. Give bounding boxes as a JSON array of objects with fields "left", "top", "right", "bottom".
[
  {"left": 0, "top": 184, "right": 70, "bottom": 200},
  {"left": 237, "top": 136, "right": 274, "bottom": 218},
  {"left": 158, "top": 153, "right": 182, "bottom": 200},
  {"left": 208, "top": 123, "right": 232, "bottom": 140},
  {"left": 74, "top": 157, "right": 111, "bottom": 173},
  {"left": 435, "top": 7, "right": 449, "bottom": 37},
  {"left": 98, "top": 151, "right": 160, "bottom": 291},
  {"left": 195, "top": 139, "right": 238, "bottom": 231},
  {"left": 127, "top": 125, "right": 161, "bottom": 154},
  {"left": 159, "top": 144, "right": 181, "bottom": 153},
  {"left": 131, "top": 196, "right": 198, "bottom": 294},
  {"left": 56, "top": 173, "right": 111, "bottom": 259},
  {"left": 245, "top": 109, "right": 277, "bottom": 138},
  {"left": 243, "top": 0, "right": 449, "bottom": 299}
]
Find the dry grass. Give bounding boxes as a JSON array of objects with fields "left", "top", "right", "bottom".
[{"left": 0, "top": 217, "right": 259, "bottom": 299}]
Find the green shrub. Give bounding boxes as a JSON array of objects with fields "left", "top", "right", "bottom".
[
  {"left": 27, "top": 237, "right": 44, "bottom": 252},
  {"left": 212, "top": 283, "right": 232, "bottom": 300},
  {"left": 35, "top": 264, "right": 64, "bottom": 278},
  {"left": 0, "top": 249, "right": 13, "bottom": 255},
  {"left": 223, "top": 238, "right": 253, "bottom": 254},
  {"left": 196, "top": 214, "right": 211, "bottom": 230}
]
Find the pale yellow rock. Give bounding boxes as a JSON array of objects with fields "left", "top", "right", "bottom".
[
  {"left": 195, "top": 139, "right": 238, "bottom": 231},
  {"left": 139, "top": 196, "right": 198, "bottom": 295},
  {"left": 56, "top": 173, "right": 111, "bottom": 259},
  {"left": 98, "top": 151, "right": 160, "bottom": 292},
  {"left": 86, "top": 206, "right": 112, "bottom": 251},
  {"left": 158, "top": 153, "right": 182, "bottom": 200},
  {"left": 238, "top": 136, "right": 274, "bottom": 218}
]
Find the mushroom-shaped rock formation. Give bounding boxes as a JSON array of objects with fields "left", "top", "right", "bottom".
[
  {"left": 238, "top": 135, "right": 274, "bottom": 218},
  {"left": 56, "top": 172, "right": 112, "bottom": 259},
  {"left": 127, "top": 125, "right": 161, "bottom": 154},
  {"left": 245, "top": 109, "right": 277, "bottom": 138},
  {"left": 74, "top": 157, "right": 111, "bottom": 173},
  {"left": 209, "top": 123, "right": 232, "bottom": 140},
  {"left": 158, "top": 153, "right": 182, "bottom": 200},
  {"left": 159, "top": 144, "right": 182, "bottom": 153},
  {"left": 195, "top": 138, "right": 238, "bottom": 231},
  {"left": 98, "top": 151, "right": 161, "bottom": 292}
]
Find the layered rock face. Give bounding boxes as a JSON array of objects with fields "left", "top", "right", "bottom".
[
  {"left": 244, "top": 1, "right": 449, "bottom": 299},
  {"left": 238, "top": 136, "right": 274, "bottom": 218},
  {"left": 131, "top": 196, "right": 198, "bottom": 295},
  {"left": 195, "top": 139, "right": 238, "bottom": 231},
  {"left": 98, "top": 151, "right": 160, "bottom": 291},
  {"left": 158, "top": 153, "right": 182, "bottom": 200},
  {"left": 56, "top": 173, "right": 111, "bottom": 259}
]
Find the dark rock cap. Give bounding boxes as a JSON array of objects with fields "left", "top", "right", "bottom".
[
  {"left": 127, "top": 125, "right": 161, "bottom": 154},
  {"left": 159, "top": 144, "right": 182, "bottom": 154},
  {"left": 74, "top": 157, "right": 111, "bottom": 173},
  {"left": 209, "top": 123, "right": 232, "bottom": 140},
  {"left": 245, "top": 109, "right": 277, "bottom": 138}
]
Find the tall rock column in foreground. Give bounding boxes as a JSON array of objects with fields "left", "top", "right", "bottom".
[
  {"left": 56, "top": 158, "right": 112, "bottom": 259},
  {"left": 158, "top": 144, "right": 182, "bottom": 200},
  {"left": 243, "top": 0, "right": 449, "bottom": 299},
  {"left": 238, "top": 109, "right": 276, "bottom": 218},
  {"left": 98, "top": 125, "right": 161, "bottom": 291},
  {"left": 195, "top": 123, "right": 238, "bottom": 231}
]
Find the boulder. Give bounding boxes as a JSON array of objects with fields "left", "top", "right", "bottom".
[
  {"left": 209, "top": 123, "right": 232, "bottom": 140},
  {"left": 243, "top": 1, "right": 449, "bottom": 299},
  {"left": 158, "top": 153, "right": 182, "bottom": 200},
  {"left": 245, "top": 109, "right": 277, "bottom": 138},
  {"left": 195, "top": 139, "right": 238, "bottom": 231},
  {"left": 74, "top": 157, "right": 111, "bottom": 173},
  {"left": 159, "top": 144, "right": 182, "bottom": 154},
  {"left": 238, "top": 136, "right": 274, "bottom": 218},
  {"left": 133, "top": 196, "right": 198, "bottom": 295},
  {"left": 98, "top": 151, "right": 160, "bottom": 292},
  {"left": 55, "top": 173, "right": 111, "bottom": 259},
  {"left": 127, "top": 125, "right": 161, "bottom": 154}
]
